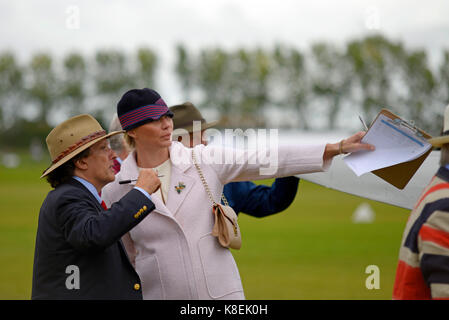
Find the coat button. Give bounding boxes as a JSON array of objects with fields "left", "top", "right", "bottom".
[
  {"left": 134, "top": 283, "right": 140, "bottom": 291},
  {"left": 143, "top": 205, "right": 147, "bottom": 211}
]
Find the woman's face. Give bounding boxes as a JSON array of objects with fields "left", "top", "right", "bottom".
[{"left": 128, "top": 115, "right": 173, "bottom": 149}]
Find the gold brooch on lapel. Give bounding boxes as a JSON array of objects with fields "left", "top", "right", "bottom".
[{"left": 175, "top": 182, "right": 186, "bottom": 194}]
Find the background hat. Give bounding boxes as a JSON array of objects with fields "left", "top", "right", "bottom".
[
  {"left": 169, "top": 102, "right": 218, "bottom": 133},
  {"left": 428, "top": 104, "right": 449, "bottom": 147},
  {"left": 41, "top": 114, "right": 124, "bottom": 178},
  {"left": 117, "top": 88, "right": 173, "bottom": 131}
]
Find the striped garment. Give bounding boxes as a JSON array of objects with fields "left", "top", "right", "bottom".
[
  {"left": 393, "top": 166, "right": 449, "bottom": 300},
  {"left": 119, "top": 103, "right": 169, "bottom": 130}
]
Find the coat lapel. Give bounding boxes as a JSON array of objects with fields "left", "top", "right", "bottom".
[
  {"left": 166, "top": 142, "right": 197, "bottom": 216},
  {"left": 167, "top": 165, "right": 196, "bottom": 216},
  {"left": 119, "top": 150, "right": 174, "bottom": 218},
  {"left": 117, "top": 151, "right": 140, "bottom": 184},
  {"left": 69, "top": 178, "right": 103, "bottom": 213},
  {"left": 68, "top": 179, "right": 133, "bottom": 268},
  {"left": 118, "top": 143, "right": 199, "bottom": 218}
]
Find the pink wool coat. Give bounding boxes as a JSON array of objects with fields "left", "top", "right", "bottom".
[{"left": 101, "top": 141, "right": 330, "bottom": 300}]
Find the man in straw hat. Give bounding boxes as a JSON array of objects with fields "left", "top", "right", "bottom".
[
  {"left": 32, "top": 114, "right": 160, "bottom": 299},
  {"left": 170, "top": 102, "right": 300, "bottom": 217},
  {"left": 393, "top": 104, "right": 449, "bottom": 300}
]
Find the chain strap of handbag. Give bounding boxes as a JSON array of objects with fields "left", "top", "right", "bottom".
[{"left": 191, "top": 150, "right": 242, "bottom": 250}]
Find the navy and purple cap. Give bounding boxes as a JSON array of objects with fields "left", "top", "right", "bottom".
[{"left": 117, "top": 88, "right": 174, "bottom": 131}]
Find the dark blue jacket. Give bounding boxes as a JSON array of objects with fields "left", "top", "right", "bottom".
[
  {"left": 32, "top": 178, "right": 155, "bottom": 300},
  {"left": 223, "top": 176, "right": 300, "bottom": 217}
]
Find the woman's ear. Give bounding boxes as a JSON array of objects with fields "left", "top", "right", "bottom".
[{"left": 127, "top": 129, "right": 137, "bottom": 139}]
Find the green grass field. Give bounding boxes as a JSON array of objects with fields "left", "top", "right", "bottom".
[{"left": 0, "top": 153, "right": 408, "bottom": 299}]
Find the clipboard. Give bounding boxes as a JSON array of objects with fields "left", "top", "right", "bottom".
[{"left": 367, "top": 109, "right": 432, "bottom": 190}]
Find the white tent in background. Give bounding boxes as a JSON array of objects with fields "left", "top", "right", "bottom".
[
  {"left": 352, "top": 203, "right": 375, "bottom": 223},
  {"left": 2, "top": 152, "right": 20, "bottom": 168}
]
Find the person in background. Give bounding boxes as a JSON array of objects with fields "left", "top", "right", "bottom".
[
  {"left": 109, "top": 114, "right": 131, "bottom": 174},
  {"left": 32, "top": 114, "right": 160, "bottom": 299},
  {"left": 170, "top": 101, "right": 300, "bottom": 217},
  {"left": 393, "top": 104, "right": 449, "bottom": 300},
  {"left": 101, "top": 87, "right": 374, "bottom": 300}
]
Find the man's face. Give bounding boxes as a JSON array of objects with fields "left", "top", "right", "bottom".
[{"left": 84, "top": 139, "right": 116, "bottom": 189}]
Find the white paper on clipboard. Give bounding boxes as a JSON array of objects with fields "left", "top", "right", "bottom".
[{"left": 343, "top": 113, "right": 432, "bottom": 176}]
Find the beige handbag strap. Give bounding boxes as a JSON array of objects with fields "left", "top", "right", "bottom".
[{"left": 191, "top": 150, "right": 229, "bottom": 206}]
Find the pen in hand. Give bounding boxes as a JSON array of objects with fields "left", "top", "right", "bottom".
[
  {"left": 359, "top": 115, "right": 369, "bottom": 131},
  {"left": 119, "top": 175, "right": 164, "bottom": 185}
]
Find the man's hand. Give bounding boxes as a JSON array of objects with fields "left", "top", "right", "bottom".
[{"left": 135, "top": 168, "right": 161, "bottom": 195}]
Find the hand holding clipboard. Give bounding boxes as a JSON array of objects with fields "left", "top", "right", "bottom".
[{"left": 344, "top": 109, "right": 432, "bottom": 189}]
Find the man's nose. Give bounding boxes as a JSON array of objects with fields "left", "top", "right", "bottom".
[{"left": 108, "top": 147, "right": 116, "bottom": 159}]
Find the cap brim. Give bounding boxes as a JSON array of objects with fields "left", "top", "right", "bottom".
[
  {"left": 40, "top": 130, "right": 125, "bottom": 178},
  {"left": 122, "top": 110, "right": 173, "bottom": 131}
]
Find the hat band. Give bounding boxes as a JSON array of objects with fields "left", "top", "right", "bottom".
[
  {"left": 176, "top": 119, "right": 206, "bottom": 130},
  {"left": 119, "top": 104, "right": 170, "bottom": 129},
  {"left": 52, "top": 130, "right": 106, "bottom": 164}
]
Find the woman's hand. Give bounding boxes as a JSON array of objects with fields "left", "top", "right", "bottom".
[{"left": 323, "top": 131, "right": 375, "bottom": 161}]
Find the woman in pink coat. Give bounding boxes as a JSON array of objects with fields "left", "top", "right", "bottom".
[{"left": 101, "top": 88, "right": 374, "bottom": 300}]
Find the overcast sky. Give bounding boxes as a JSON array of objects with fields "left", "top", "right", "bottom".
[{"left": 1, "top": 0, "right": 448, "bottom": 102}]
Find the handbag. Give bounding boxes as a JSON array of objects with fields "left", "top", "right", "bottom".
[{"left": 192, "top": 150, "right": 242, "bottom": 250}]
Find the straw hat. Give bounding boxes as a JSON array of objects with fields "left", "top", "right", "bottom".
[
  {"left": 41, "top": 114, "right": 124, "bottom": 178},
  {"left": 428, "top": 104, "right": 449, "bottom": 148},
  {"left": 169, "top": 102, "right": 218, "bottom": 133}
]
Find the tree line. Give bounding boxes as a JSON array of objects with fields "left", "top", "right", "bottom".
[{"left": 0, "top": 34, "right": 448, "bottom": 148}]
